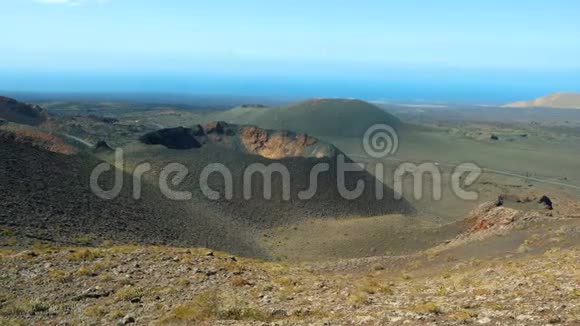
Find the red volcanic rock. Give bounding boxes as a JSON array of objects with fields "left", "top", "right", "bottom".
[
  {"left": 0, "top": 128, "right": 77, "bottom": 155},
  {"left": 465, "top": 201, "right": 542, "bottom": 235},
  {"left": 140, "top": 122, "right": 338, "bottom": 160},
  {"left": 204, "top": 121, "right": 232, "bottom": 135},
  {"left": 240, "top": 126, "right": 320, "bottom": 159}
]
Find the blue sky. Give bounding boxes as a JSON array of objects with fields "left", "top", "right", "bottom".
[{"left": 0, "top": 0, "right": 579, "bottom": 101}]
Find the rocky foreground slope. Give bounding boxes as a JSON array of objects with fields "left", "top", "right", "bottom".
[
  {"left": 0, "top": 216, "right": 578, "bottom": 325},
  {"left": 1, "top": 198, "right": 578, "bottom": 325}
]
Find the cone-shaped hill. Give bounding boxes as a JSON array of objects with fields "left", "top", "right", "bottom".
[{"left": 210, "top": 98, "right": 404, "bottom": 137}]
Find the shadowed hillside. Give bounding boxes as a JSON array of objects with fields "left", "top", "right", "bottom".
[
  {"left": 0, "top": 140, "right": 266, "bottom": 258},
  {"left": 0, "top": 96, "right": 49, "bottom": 126},
  {"left": 0, "top": 121, "right": 415, "bottom": 259},
  {"left": 122, "top": 136, "right": 415, "bottom": 228}
]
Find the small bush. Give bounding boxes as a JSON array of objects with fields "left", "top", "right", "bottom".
[
  {"left": 348, "top": 292, "right": 369, "bottom": 306},
  {"left": 161, "top": 291, "right": 270, "bottom": 323},
  {"left": 49, "top": 269, "right": 72, "bottom": 283},
  {"left": 472, "top": 288, "right": 491, "bottom": 296},
  {"left": 436, "top": 286, "right": 448, "bottom": 296},
  {"left": 230, "top": 276, "right": 252, "bottom": 287},
  {"left": 413, "top": 302, "right": 442, "bottom": 314},
  {"left": 30, "top": 300, "right": 49, "bottom": 313},
  {"left": 72, "top": 234, "right": 96, "bottom": 245},
  {"left": 0, "top": 299, "right": 48, "bottom": 317},
  {"left": 274, "top": 277, "right": 295, "bottom": 286},
  {"left": 115, "top": 286, "right": 144, "bottom": 302},
  {"left": 76, "top": 266, "right": 96, "bottom": 276},
  {"left": 177, "top": 277, "right": 191, "bottom": 287},
  {"left": 85, "top": 304, "right": 108, "bottom": 317},
  {"left": 31, "top": 242, "right": 57, "bottom": 253},
  {"left": 99, "top": 273, "right": 113, "bottom": 282},
  {"left": 401, "top": 272, "right": 412, "bottom": 280},
  {"left": 0, "top": 302, "right": 30, "bottom": 317},
  {"left": 0, "top": 228, "right": 16, "bottom": 237},
  {"left": 67, "top": 249, "right": 103, "bottom": 261},
  {"left": 358, "top": 279, "right": 393, "bottom": 295},
  {"left": 450, "top": 309, "right": 478, "bottom": 321}
]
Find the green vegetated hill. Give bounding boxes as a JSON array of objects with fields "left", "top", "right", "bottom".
[{"left": 209, "top": 98, "right": 404, "bottom": 137}]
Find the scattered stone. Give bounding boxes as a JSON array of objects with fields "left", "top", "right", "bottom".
[
  {"left": 539, "top": 195, "right": 554, "bottom": 210},
  {"left": 72, "top": 289, "right": 112, "bottom": 301},
  {"left": 19, "top": 250, "right": 38, "bottom": 258},
  {"left": 548, "top": 315, "right": 562, "bottom": 324},
  {"left": 93, "top": 140, "right": 114, "bottom": 153},
  {"left": 270, "top": 309, "right": 288, "bottom": 319},
  {"left": 477, "top": 316, "right": 491, "bottom": 324},
  {"left": 118, "top": 314, "right": 135, "bottom": 325}
]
